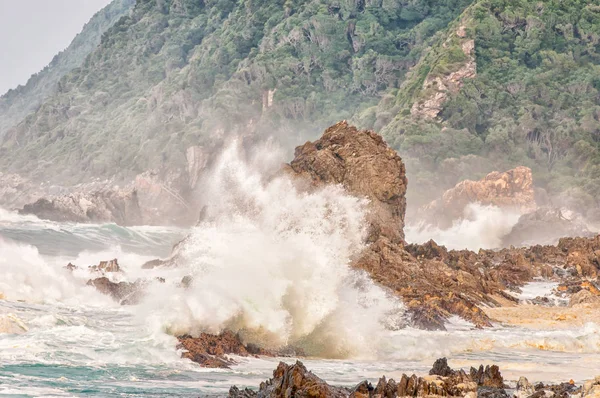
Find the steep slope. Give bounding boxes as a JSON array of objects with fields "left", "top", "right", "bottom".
[
  {"left": 0, "top": 0, "right": 135, "bottom": 139},
  {"left": 368, "top": 0, "right": 600, "bottom": 217},
  {"left": 0, "top": 0, "right": 472, "bottom": 185}
]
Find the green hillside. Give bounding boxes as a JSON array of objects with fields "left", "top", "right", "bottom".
[
  {"left": 368, "top": 0, "right": 600, "bottom": 216},
  {"left": 0, "top": 0, "right": 471, "bottom": 183},
  {"left": 0, "top": 0, "right": 135, "bottom": 139}
]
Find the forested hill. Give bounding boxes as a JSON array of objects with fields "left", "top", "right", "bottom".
[
  {"left": 2, "top": 0, "right": 600, "bottom": 219},
  {"left": 0, "top": 0, "right": 471, "bottom": 184},
  {"left": 0, "top": 0, "right": 135, "bottom": 139},
  {"left": 366, "top": 0, "right": 600, "bottom": 217}
]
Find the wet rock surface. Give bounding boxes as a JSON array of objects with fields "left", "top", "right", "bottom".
[
  {"left": 177, "top": 331, "right": 305, "bottom": 369},
  {"left": 86, "top": 277, "right": 141, "bottom": 305}
]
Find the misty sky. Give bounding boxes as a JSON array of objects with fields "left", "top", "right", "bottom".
[{"left": 0, "top": 0, "right": 112, "bottom": 95}]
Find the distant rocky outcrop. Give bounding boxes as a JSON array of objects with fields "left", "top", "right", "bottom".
[
  {"left": 20, "top": 189, "right": 143, "bottom": 225},
  {"left": 17, "top": 166, "right": 202, "bottom": 226},
  {"left": 502, "top": 206, "right": 594, "bottom": 247},
  {"left": 421, "top": 166, "right": 536, "bottom": 228}
]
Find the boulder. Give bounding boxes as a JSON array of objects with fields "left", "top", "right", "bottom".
[
  {"left": 229, "top": 361, "right": 349, "bottom": 397},
  {"left": 516, "top": 377, "right": 535, "bottom": 398}
]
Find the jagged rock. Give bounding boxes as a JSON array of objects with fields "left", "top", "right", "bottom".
[
  {"left": 421, "top": 166, "right": 536, "bottom": 228},
  {"left": 228, "top": 361, "right": 349, "bottom": 397},
  {"left": 533, "top": 381, "right": 580, "bottom": 398},
  {"left": 64, "top": 263, "right": 78, "bottom": 272},
  {"left": 470, "top": 365, "right": 504, "bottom": 389},
  {"left": 178, "top": 331, "right": 267, "bottom": 369},
  {"left": 289, "top": 121, "right": 407, "bottom": 244},
  {"left": 86, "top": 277, "right": 141, "bottom": 304},
  {"left": 477, "top": 387, "right": 509, "bottom": 398},
  {"left": 229, "top": 359, "right": 507, "bottom": 398},
  {"left": 430, "top": 357, "right": 454, "bottom": 377},
  {"left": 177, "top": 331, "right": 304, "bottom": 369},
  {"left": 503, "top": 207, "right": 594, "bottom": 247},
  {"left": 283, "top": 123, "right": 600, "bottom": 329},
  {"left": 228, "top": 386, "right": 258, "bottom": 398},
  {"left": 89, "top": 259, "right": 121, "bottom": 273}
]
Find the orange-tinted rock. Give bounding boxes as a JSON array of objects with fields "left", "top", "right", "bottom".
[
  {"left": 422, "top": 166, "right": 535, "bottom": 228},
  {"left": 289, "top": 121, "right": 407, "bottom": 244}
]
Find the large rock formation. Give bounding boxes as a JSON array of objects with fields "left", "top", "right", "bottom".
[
  {"left": 285, "top": 123, "right": 598, "bottom": 329},
  {"left": 289, "top": 121, "right": 407, "bottom": 244},
  {"left": 422, "top": 166, "right": 536, "bottom": 228}
]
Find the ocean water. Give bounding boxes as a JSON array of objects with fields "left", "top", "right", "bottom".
[{"left": 1, "top": 146, "right": 599, "bottom": 397}]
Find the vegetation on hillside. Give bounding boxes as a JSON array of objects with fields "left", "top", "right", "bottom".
[
  {"left": 369, "top": 0, "right": 600, "bottom": 217},
  {"left": 0, "top": 0, "right": 471, "bottom": 183},
  {"left": 0, "top": 0, "right": 135, "bottom": 139}
]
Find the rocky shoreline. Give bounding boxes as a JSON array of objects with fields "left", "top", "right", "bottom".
[
  {"left": 45, "top": 122, "right": 600, "bottom": 395},
  {"left": 228, "top": 358, "right": 599, "bottom": 398}
]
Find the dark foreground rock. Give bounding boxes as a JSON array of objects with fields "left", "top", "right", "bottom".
[
  {"left": 86, "top": 277, "right": 142, "bottom": 305},
  {"left": 228, "top": 358, "right": 512, "bottom": 398},
  {"left": 177, "top": 331, "right": 304, "bottom": 369}
]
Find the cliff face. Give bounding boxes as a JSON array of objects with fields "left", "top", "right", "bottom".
[{"left": 0, "top": 0, "right": 134, "bottom": 139}]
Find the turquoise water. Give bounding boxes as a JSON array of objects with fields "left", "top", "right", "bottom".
[{"left": 1, "top": 208, "right": 600, "bottom": 397}]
